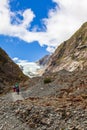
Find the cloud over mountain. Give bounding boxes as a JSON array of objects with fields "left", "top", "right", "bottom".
[{"left": 0, "top": 0, "right": 87, "bottom": 52}]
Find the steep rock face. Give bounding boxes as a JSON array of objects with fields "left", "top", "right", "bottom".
[
  {"left": 45, "top": 22, "right": 87, "bottom": 73},
  {"left": 0, "top": 47, "right": 28, "bottom": 93},
  {"left": 35, "top": 55, "right": 51, "bottom": 76},
  {"left": 37, "top": 55, "right": 50, "bottom": 66}
]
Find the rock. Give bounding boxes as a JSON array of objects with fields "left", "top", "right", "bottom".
[
  {"left": 41, "top": 118, "right": 52, "bottom": 126},
  {"left": 29, "top": 122, "right": 36, "bottom": 128}
]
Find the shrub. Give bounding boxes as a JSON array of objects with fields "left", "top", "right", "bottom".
[{"left": 44, "top": 77, "right": 52, "bottom": 84}]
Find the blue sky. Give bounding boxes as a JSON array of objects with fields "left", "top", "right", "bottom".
[
  {"left": 0, "top": 35, "right": 49, "bottom": 61},
  {"left": 10, "top": 0, "right": 56, "bottom": 31},
  {"left": 0, "top": 0, "right": 87, "bottom": 62},
  {"left": 0, "top": 0, "right": 56, "bottom": 62}
]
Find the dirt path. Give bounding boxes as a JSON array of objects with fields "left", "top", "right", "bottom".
[{"left": 11, "top": 92, "right": 24, "bottom": 102}]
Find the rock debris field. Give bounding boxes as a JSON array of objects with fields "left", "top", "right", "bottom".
[{"left": 0, "top": 79, "right": 87, "bottom": 130}]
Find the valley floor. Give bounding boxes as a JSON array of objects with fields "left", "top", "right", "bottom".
[{"left": 0, "top": 81, "right": 87, "bottom": 130}]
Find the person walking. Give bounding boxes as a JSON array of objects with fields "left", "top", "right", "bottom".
[{"left": 15, "top": 83, "right": 20, "bottom": 94}]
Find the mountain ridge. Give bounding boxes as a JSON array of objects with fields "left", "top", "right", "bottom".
[{"left": 45, "top": 22, "right": 87, "bottom": 73}]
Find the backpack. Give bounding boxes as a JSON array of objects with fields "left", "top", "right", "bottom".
[{"left": 15, "top": 83, "right": 19, "bottom": 88}]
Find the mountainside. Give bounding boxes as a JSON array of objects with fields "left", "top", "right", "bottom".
[
  {"left": 45, "top": 22, "right": 87, "bottom": 73},
  {"left": 37, "top": 55, "right": 50, "bottom": 66},
  {"left": 0, "top": 47, "right": 28, "bottom": 94}
]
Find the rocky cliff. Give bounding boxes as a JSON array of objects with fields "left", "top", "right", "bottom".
[
  {"left": 0, "top": 47, "right": 28, "bottom": 93},
  {"left": 45, "top": 22, "right": 87, "bottom": 73},
  {"left": 37, "top": 55, "right": 50, "bottom": 66}
]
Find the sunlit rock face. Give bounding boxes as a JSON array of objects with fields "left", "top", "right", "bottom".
[{"left": 45, "top": 22, "right": 87, "bottom": 73}]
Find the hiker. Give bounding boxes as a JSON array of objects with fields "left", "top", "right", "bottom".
[
  {"left": 13, "top": 85, "right": 16, "bottom": 92},
  {"left": 15, "top": 83, "right": 20, "bottom": 94}
]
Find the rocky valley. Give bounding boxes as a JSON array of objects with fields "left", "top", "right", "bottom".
[{"left": 0, "top": 22, "right": 87, "bottom": 130}]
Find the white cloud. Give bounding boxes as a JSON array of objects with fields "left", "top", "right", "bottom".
[
  {"left": 13, "top": 57, "right": 28, "bottom": 64},
  {"left": 0, "top": 0, "right": 87, "bottom": 53},
  {"left": 12, "top": 57, "right": 19, "bottom": 62},
  {"left": 21, "top": 9, "right": 35, "bottom": 28},
  {"left": 44, "top": 0, "right": 87, "bottom": 46}
]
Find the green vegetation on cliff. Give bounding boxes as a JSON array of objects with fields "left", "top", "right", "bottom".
[{"left": 0, "top": 47, "right": 29, "bottom": 94}]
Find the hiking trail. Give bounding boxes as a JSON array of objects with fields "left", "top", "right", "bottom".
[{"left": 11, "top": 92, "right": 24, "bottom": 102}]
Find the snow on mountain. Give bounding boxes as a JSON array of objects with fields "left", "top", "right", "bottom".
[
  {"left": 13, "top": 58, "right": 44, "bottom": 78},
  {"left": 19, "top": 62, "right": 42, "bottom": 78}
]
